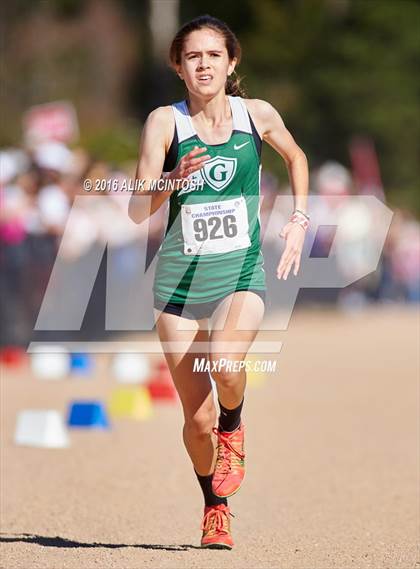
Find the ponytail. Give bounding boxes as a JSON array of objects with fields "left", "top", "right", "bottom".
[{"left": 225, "top": 71, "right": 247, "bottom": 98}]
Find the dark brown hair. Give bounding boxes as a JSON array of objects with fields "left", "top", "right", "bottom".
[{"left": 169, "top": 15, "right": 246, "bottom": 97}]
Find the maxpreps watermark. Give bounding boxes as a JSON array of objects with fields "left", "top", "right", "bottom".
[
  {"left": 83, "top": 177, "right": 204, "bottom": 193},
  {"left": 193, "top": 358, "right": 277, "bottom": 374},
  {"left": 31, "top": 195, "right": 394, "bottom": 352}
]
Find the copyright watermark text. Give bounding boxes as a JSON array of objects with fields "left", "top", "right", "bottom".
[{"left": 83, "top": 177, "right": 204, "bottom": 193}]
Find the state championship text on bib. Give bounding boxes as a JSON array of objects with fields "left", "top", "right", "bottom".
[{"left": 181, "top": 195, "right": 251, "bottom": 256}]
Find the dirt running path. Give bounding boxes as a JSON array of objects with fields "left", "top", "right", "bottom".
[{"left": 1, "top": 306, "right": 418, "bottom": 568}]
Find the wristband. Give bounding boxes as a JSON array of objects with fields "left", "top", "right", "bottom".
[
  {"left": 290, "top": 211, "right": 309, "bottom": 231},
  {"left": 293, "top": 208, "right": 310, "bottom": 220}
]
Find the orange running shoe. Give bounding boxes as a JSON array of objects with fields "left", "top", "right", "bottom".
[
  {"left": 200, "top": 503, "right": 234, "bottom": 549},
  {"left": 212, "top": 423, "right": 245, "bottom": 498}
]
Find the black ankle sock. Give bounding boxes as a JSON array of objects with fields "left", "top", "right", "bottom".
[
  {"left": 218, "top": 397, "right": 244, "bottom": 432},
  {"left": 194, "top": 470, "right": 228, "bottom": 507}
]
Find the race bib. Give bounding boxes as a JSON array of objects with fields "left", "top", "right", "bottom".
[{"left": 181, "top": 196, "right": 251, "bottom": 256}]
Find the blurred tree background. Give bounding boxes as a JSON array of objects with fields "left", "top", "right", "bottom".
[{"left": 1, "top": 0, "right": 419, "bottom": 212}]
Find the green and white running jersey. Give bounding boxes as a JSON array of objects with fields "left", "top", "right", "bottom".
[{"left": 153, "top": 95, "right": 266, "bottom": 304}]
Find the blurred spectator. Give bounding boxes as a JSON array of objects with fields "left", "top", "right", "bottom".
[
  {"left": 0, "top": 150, "right": 31, "bottom": 345},
  {"left": 310, "top": 161, "right": 353, "bottom": 258},
  {"left": 378, "top": 210, "right": 420, "bottom": 303}
]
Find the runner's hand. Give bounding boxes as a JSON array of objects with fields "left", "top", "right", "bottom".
[
  {"left": 168, "top": 146, "right": 210, "bottom": 180},
  {"left": 277, "top": 222, "right": 305, "bottom": 280}
]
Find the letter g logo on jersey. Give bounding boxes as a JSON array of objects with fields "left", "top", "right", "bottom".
[{"left": 202, "top": 156, "right": 237, "bottom": 191}]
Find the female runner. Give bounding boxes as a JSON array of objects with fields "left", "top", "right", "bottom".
[{"left": 129, "top": 15, "right": 309, "bottom": 549}]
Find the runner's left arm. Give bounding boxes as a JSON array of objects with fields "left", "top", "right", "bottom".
[{"left": 245, "top": 99, "right": 309, "bottom": 280}]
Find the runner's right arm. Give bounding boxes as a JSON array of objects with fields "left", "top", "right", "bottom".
[
  {"left": 128, "top": 106, "right": 172, "bottom": 224},
  {"left": 129, "top": 107, "right": 210, "bottom": 224}
]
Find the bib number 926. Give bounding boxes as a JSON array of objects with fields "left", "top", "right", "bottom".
[{"left": 193, "top": 215, "right": 238, "bottom": 241}]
